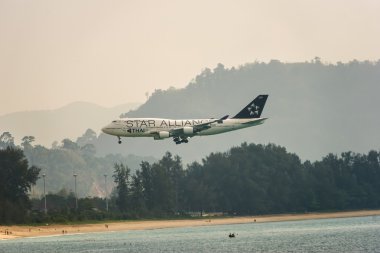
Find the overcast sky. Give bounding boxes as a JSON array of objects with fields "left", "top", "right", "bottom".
[{"left": 1, "top": 0, "right": 379, "bottom": 115}]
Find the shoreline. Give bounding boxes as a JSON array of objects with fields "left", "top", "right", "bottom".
[{"left": 1, "top": 209, "right": 380, "bottom": 240}]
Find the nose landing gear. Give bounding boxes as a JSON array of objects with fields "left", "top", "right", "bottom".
[{"left": 117, "top": 136, "right": 122, "bottom": 144}]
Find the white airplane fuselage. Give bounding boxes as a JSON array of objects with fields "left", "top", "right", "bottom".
[
  {"left": 102, "top": 95, "right": 269, "bottom": 144},
  {"left": 102, "top": 117, "right": 267, "bottom": 138}
]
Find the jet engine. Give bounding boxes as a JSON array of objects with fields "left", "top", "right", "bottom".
[
  {"left": 154, "top": 131, "right": 170, "bottom": 139},
  {"left": 183, "top": 127, "right": 194, "bottom": 135}
]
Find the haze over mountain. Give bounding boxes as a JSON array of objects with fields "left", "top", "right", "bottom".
[
  {"left": 0, "top": 102, "right": 140, "bottom": 147},
  {"left": 92, "top": 59, "right": 380, "bottom": 164},
  {"left": 1, "top": 59, "right": 379, "bottom": 166}
]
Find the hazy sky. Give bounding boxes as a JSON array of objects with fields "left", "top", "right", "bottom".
[{"left": 1, "top": 0, "right": 379, "bottom": 115}]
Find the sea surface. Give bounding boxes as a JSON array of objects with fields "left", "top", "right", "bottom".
[{"left": 1, "top": 216, "right": 380, "bottom": 253}]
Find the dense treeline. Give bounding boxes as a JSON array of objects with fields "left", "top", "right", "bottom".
[
  {"left": 1, "top": 142, "right": 380, "bottom": 224},
  {"left": 29, "top": 190, "right": 112, "bottom": 223},
  {"left": 112, "top": 143, "right": 380, "bottom": 217},
  {"left": 185, "top": 144, "right": 380, "bottom": 214}
]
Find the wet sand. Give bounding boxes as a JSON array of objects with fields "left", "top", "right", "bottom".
[{"left": 1, "top": 209, "right": 380, "bottom": 240}]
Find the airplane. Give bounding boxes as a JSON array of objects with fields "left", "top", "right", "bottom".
[{"left": 102, "top": 95, "right": 268, "bottom": 145}]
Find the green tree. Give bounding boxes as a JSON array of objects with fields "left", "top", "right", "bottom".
[
  {"left": 21, "top": 136, "right": 35, "bottom": 150},
  {"left": 0, "top": 147, "right": 40, "bottom": 223},
  {"left": 80, "top": 143, "right": 96, "bottom": 157},
  {"left": 159, "top": 152, "right": 184, "bottom": 212},
  {"left": 184, "top": 161, "right": 216, "bottom": 215},
  {"left": 113, "top": 163, "right": 130, "bottom": 213},
  {"left": 0, "top": 132, "right": 15, "bottom": 149},
  {"left": 61, "top": 138, "right": 79, "bottom": 150},
  {"left": 129, "top": 170, "right": 146, "bottom": 216},
  {"left": 76, "top": 129, "right": 97, "bottom": 147},
  {"left": 147, "top": 152, "right": 184, "bottom": 215}
]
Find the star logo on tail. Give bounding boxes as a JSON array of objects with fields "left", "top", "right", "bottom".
[{"left": 248, "top": 103, "right": 260, "bottom": 116}]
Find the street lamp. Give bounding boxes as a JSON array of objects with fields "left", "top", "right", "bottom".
[
  {"left": 73, "top": 173, "right": 78, "bottom": 210},
  {"left": 42, "top": 173, "right": 47, "bottom": 214},
  {"left": 104, "top": 174, "right": 108, "bottom": 212}
]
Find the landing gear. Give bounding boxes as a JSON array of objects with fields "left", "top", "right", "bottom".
[
  {"left": 173, "top": 137, "right": 189, "bottom": 144},
  {"left": 173, "top": 137, "right": 181, "bottom": 145},
  {"left": 117, "top": 136, "right": 122, "bottom": 144}
]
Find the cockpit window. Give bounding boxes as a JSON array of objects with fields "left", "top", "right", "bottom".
[{"left": 112, "top": 120, "right": 117, "bottom": 123}]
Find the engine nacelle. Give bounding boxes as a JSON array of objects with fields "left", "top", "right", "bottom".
[
  {"left": 154, "top": 131, "right": 170, "bottom": 140},
  {"left": 183, "top": 127, "right": 194, "bottom": 135}
]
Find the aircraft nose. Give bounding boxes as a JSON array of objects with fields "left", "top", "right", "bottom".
[{"left": 101, "top": 126, "right": 109, "bottom": 134}]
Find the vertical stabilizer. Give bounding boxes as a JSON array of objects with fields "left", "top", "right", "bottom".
[{"left": 232, "top": 95, "right": 268, "bottom": 119}]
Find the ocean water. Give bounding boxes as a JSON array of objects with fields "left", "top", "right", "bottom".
[{"left": 1, "top": 216, "right": 380, "bottom": 253}]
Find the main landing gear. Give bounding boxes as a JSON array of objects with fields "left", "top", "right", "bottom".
[
  {"left": 173, "top": 137, "right": 189, "bottom": 145},
  {"left": 117, "top": 136, "right": 122, "bottom": 144}
]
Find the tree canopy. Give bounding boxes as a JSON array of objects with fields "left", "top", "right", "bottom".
[
  {"left": 0, "top": 147, "right": 40, "bottom": 223},
  {"left": 112, "top": 143, "right": 380, "bottom": 217}
]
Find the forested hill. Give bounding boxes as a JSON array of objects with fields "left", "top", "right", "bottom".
[{"left": 97, "top": 59, "right": 380, "bottom": 164}]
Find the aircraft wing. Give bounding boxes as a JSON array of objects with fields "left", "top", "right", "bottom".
[
  {"left": 170, "top": 115, "right": 229, "bottom": 136},
  {"left": 193, "top": 115, "right": 229, "bottom": 132}
]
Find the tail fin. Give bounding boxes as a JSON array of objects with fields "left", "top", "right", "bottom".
[{"left": 232, "top": 95, "right": 268, "bottom": 119}]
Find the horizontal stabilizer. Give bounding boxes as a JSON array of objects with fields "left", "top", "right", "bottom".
[{"left": 217, "top": 115, "right": 229, "bottom": 123}]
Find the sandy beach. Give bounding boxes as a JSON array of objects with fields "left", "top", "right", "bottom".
[{"left": 1, "top": 209, "right": 380, "bottom": 240}]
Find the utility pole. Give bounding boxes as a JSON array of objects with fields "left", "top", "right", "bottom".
[
  {"left": 104, "top": 174, "right": 108, "bottom": 212},
  {"left": 73, "top": 173, "right": 78, "bottom": 210},
  {"left": 42, "top": 173, "right": 47, "bottom": 214}
]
